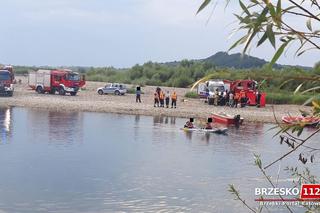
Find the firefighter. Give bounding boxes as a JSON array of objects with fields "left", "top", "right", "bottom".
[
  {"left": 154, "top": 91, "right": 159, "bottom": 107},
  {"left": 159, "top": 90, "right": 164, "bottom": 107},
  {"left": 165, "top": 91, "right": 170, "bottom": 108},
  {"left": 256, "top": 91, "right": 261, "bottom": 108},
  {"left": 234, "top": 92, "right": 239, "bottom": 108},
  {"left": 229, "top": 91, "right": 234, "bottom": 107},
  {"left": 240, "top": 89, "right": 246, "bottom": 108},
  {"left": 171, "top": 91, "right": 177, "bottom": 108}
]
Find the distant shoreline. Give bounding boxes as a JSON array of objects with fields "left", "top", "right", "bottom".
[{"left": 0, "top": 77, "right": 311, "bottom": 124}]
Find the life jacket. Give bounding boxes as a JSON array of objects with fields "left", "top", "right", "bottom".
[
  {"left": 234, "top": 93, "right": 240, "bottom": 100},
  {"left": 159, "top": 92, "right": 164, "bottom": 99},
  {"left": 184, "top": 121, "right": 194, "bottom": 128},
  {"left": 240, "top": 91, "right": 246, "bottom": 98},
  {"left": 205, "top": 123, "right": 212, "bottom": 129},
  {"left": 171, "top": 92, "right": 177, "bottom": 100}
]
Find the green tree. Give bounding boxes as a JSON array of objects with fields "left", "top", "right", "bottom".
[{"left": 314, "top": 61, "right": 320, "bottom": 75}]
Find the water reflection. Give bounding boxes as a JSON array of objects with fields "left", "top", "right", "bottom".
[
  {"left": 0, "top": 108, "right": 12, "bottom": 144},
  {"left": 27, "top": 109, "right": 84, "bottom": 144},
  {"left": 134, "top": 114, "right": 140, "bottom": 124},
  {"left": 153, "top": 115, "right": 176, "bottom": 125},
  {"left": 48, "top": 111, "right": 84, "bottom": 144}
]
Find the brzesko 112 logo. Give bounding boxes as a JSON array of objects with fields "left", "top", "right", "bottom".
[{"left": 255, "top": 184, "right": 320, "bottom": 205}]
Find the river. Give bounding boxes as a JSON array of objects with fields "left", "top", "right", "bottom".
[{"left": 0, "top": 107, "right": 319, "bottom": 213}]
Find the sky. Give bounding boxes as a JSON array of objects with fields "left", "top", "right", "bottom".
[{"left": 0, "top": 0, "right": 318, "bottom": 68}]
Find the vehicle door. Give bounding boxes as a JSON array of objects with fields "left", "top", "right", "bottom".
[
  {"left": 198, "top": 82, "right": 207, "bottom": 97},
  {"left": 103, "top": 84, "right": 111, "bottom": 93}
]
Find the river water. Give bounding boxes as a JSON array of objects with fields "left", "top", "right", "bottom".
[{"left": 0, "top": 107, "right": 319, "bottom": 213}]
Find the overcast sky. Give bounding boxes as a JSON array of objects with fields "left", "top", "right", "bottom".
[{"left": 0, "top": 0, "right": 318, "bottom": 68}]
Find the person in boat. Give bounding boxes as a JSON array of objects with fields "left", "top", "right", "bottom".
[
  {"left": 205, "top": 118, "right": 213, "bottom": 129},
  {"left": 184, "top": 118, "right": 194, "bottom": 129}
]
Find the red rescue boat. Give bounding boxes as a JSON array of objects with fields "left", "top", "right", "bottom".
[
  {"left": 211, "top": 112, "right": 244, "bottom": 125},
  {"left": 282, "top": 116, "right": 320, "bottom": 127}
]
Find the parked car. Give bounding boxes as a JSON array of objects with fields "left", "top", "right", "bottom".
[{"left": 97, "top": 83, "right": 127, "bottom": 95}]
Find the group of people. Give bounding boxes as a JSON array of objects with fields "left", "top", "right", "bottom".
[
  {"left": 184, "top": 118, "right": 213, "bottom": 129},
  {"left": 135, "top": 86, "right": 178, "bottom": 108},
  {"left": 208, "top": 89, "right": 261, "bottom": 108},
  {"left": 154, "top": 87, "right": 177, "bottom": 108}
]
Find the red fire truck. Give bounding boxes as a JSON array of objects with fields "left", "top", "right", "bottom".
[
  {"left": 224, "top": 79, "right": 266, "bottom": 107},
  {"left": 0, "top": 65, "right": 15, "bottom": 97},
  {"left": 28, "top": 69, "right": 85, "bottom": 96}
]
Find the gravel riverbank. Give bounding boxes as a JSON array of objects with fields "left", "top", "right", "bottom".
[{"left": 0, "top": 76, "right": 311, "bottom": 123}]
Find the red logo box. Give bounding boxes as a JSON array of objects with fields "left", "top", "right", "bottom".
[{"left": 301, "top": 184, "right": 320, "bottom": 200}]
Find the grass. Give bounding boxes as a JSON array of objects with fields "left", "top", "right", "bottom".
[
  {"left": 184, "top": 91, "right": 199, "bottom": 99},
  {"left": 266, "top": 92, "right": 313, "bottom": 105}
]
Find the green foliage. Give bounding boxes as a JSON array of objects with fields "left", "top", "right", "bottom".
[
  {"left": 126, "top": 87, "right": 136, "bottom": 94},
  {"left": 198, "top": 0, "right": 320, "bottom": 66},
  {"left": 314, "top": 61, "right": 320, "bottom": 75},
  {"left": 184, "top": 91, "right": 198, "bottom": 99},
  {"left": 266, "top": 92, "right": 314, "bottom": 105}
]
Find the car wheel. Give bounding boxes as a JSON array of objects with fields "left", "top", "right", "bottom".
[
  {"left": 98, "top": 90, "right": 104, "bottom": 95},
  {"left": 36, "top": 86, "right": 44, "bottom": 94},
  {"left": 59, "top": 87, "right": 66, "bottom": 96},
  {"left": 114, "top": 90, "right": 120, "bottom": 95}
]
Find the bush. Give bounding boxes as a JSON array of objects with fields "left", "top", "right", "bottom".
[
  {"left": 126, "top": 86, "right": 145, "bottom": 94},
  {"left": 184, "top": 91, "right": 199, "bottom": 99},
  {"left": 173, "top": 76, "right": 192, "bottom": 88}
]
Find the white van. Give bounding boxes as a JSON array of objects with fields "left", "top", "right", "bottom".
[{"left": 197, "top": 80, "right": 227, "bottom": 98}]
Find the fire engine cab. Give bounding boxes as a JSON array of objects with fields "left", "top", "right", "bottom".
[{"left": 0, "top": 65, "right": 15, "bottom": 97}]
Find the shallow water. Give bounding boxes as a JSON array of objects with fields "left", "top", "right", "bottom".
[{"left": 0, "top": 107, "right": 319, "bottom": 213}]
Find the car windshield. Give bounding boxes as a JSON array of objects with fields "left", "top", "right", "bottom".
[
  {"left": 66, "top": 73, "right": 80, "bottom": 81},
  {"left": 208, "top": 85, "right": 225, "bottom": 92},
  {"left": 0, "top": 71, "right": 10, "bottom": 81}
]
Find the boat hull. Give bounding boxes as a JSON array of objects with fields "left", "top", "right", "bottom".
[
  {"left": 211, "top": 113, "right": 244, "bottom": 125},
  {"left": 181, "top": 127, "right": 228, "bottom": 134},
  {"left": 282, "top": 116, "right": 320, "bottom": 127}
]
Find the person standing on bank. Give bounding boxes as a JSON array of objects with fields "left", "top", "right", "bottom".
[
  {"left": 256, "top": 90, "right": 261, "bottom": 108},
  {"left": 154, "top": 91, "right": 159, "bottom": 107},
  {"left": 159, "top": 90, "right": 165, "bottom": 107},
  {"left": 171, "top": 91, "right": 177, "bottom": 108},
  {"left": 136, "top": 86, "right": 141, "bottom": 103},
  {"left": 165, "top": 91, "right": 170, "bottom": 108}
]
